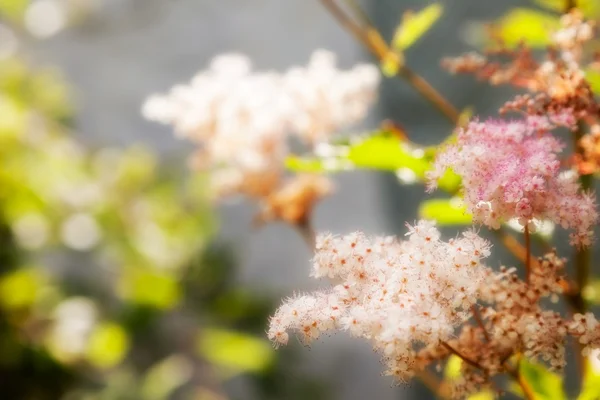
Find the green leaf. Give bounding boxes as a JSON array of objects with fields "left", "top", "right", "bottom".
[
  {"left": 347, "top": 133, "right": 429, "bottom": 175},
  {"left": 532, "top": 0, "right": 600, "bottom": 18},
  {"left": 86, "top": 322, "right": 130, "bottom": 369},
  {"left": 585, "top": 69, "right": 600, "bottom": 94},
  {"left": 381, "top": 51, "right": 404, "bottom": 78},
  {"left": 418, "top": 198, "right": 472, "bottom": 225},
  {"left": 0, "top": 0, "right": 28, "bottom": 22},
  {"left": 444, "top": 354, "right": 463, "bottom": 379},
  {"left": 517, "top": 359, "right": 566, "bottom": 400},
  {"left": 468, "top": 392, "right": 495, "bottom": 400},
  {"left": 285, "top": 154, "right": 350, "bottom": 173},
  {"left": 582, "top": 280, "right": 600, "bottom": 304},
  {"left": 286, "top": 131, "right": 465, "bottom": 194},
  {"left": 119, "top": 270, "right": 181, "bottom": 310},
  {"left": 578, "top": 362, "right": 600, "bottom": 400},
  {"left": 0, "top": 267, "right": 44, "bottom": 309},
  {"left": 492, "top": 8, "right": 560, "bottom": 48},
  {"left": 393, "top": 3, "right": 444, "bottom": 50},
  {"left": 436, "top": 169, "right": 462, "bottom": 194},
  {"left": 196, "top": 328, "right": 274, "bottom": 375},
  {"left": 141, "top": 355, "right": 194, "bottom": 400},
  {"left": 286, "top": 131, "right": 429, "bottom": 177}
]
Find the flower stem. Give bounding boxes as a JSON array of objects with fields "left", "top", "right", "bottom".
[
  {"left": 524, "top": 225, "right": 531, "bottom": 284},
  {"left": 572, "top": 117, "right": 592, "bottom": 387},
  {"left": 565, "top": 0, "right": 577, "bottom": 12},
  {"left": 495, "top": 228, "right": 539, "bottom": 271},
  {"left": 471, "top": 305, "right": 490, "bottom": 342},
  {"left": 319, "top": 0, "right": 460, "bottom": 125},
  {"left": 296, "top": 218, "right": 317, "bottom": 250},
  {"left": 440, "top": 341, "right": 484, "bottom": 370},
  {"left": 572, "top": 121, "right": 591, "bottom": 313},
  {"left": 503, "top": 360, "right": 535, "bottom": 400}
]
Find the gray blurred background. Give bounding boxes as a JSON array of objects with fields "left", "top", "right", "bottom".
[{"left": 27, "top": 0, "right": 534, "bottom": 399}]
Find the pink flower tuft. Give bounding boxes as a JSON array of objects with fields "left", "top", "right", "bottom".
[{"left": 427, "top": 115, "right": 598, "bottom": 247}]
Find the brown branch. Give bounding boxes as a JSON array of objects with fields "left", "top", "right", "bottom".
[{"left": 319, "top": 0, "right": 460, "bottom": 125}]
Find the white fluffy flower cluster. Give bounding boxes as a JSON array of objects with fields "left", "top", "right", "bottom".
[
  {"left": 268, "top": 220, "right": 491, "bottom": 381},
  {"left": 142, "top": 50, "right": 379, "bottom": 197}
]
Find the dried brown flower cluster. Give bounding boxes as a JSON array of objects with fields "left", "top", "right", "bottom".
[
  {"left": 444, "top": 11, "right": 596, "bottom": 116},
  {"left": 444, "top": 10, "right": 600, "bottom": 175},
  {"left": 412, "top": 251, "right": 600, "bottom": 398}
]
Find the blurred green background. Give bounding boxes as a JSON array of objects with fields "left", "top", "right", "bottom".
[
  {"left": 0, "top": 1, "right": 332, "bottom": 399},
  {"left": 2, "top": 0, "right": 599, "bottom": 399}
]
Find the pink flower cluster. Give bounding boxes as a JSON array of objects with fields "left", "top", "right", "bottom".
[
  {"left": 268, "top": 220, "right": 491, "bottom": 381},
  {"left": 427, "top": 115, "right": 597, "bottom": 247}
]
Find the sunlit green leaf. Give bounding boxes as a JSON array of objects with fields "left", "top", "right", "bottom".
[
  {"left": 348, "top": 133, "right": 430, "bottom": 175},
  {"left": 436, "top": 170, "right": 462, "bottom": 194},
  {"left": 582, "top": 280, "right": 600, "bottom": 304},
  {"left": 381, "top": 51, "right": 404, "bottom": 77},
  {"left": 517, "top": 359, "right": 566, "bottom": 400},
  {"left": 491, "top": 8, "right": 560, "bottom": 48},
  {"left": 419, "top": 198, "right": 472, "bottom": 225},
  {"left": 286, "top": 132, "right": 429, "bottom": 174},
  {"left": 0, "top": 267, "right": 43, "bottom": 309},
  {"left": 393, "top": 3, "right": 443, "bottom": 50},
  {"left": 286, "top": 131, "right": 464, "bottom": 193},
  {"left": 119, "top": 270, "right": 180, "bottom": 309},
  {"left": 196, "top": 328, "right": 274, "bottom": 375},
  {"left": 444, "top": 354, "right": 463, "bottom": 379},
  {"left": 86, "top": 322, "right": 130, "bottom": 369},
  {"left": 532, "top": 0, "right": 600, "bottom": 17},
  {"left": 285, "top": 154, "right": 350, "bottom": 173},
  {"left": 141, "top": 355, "right": 193, "bottom": 400},
  {"left": 468, "top": 392, "right": 495, "bottom": 400},
  {"left": 0, "top": 0, "right": 28, "bottom": 22},
  {"left": 585, "top": 69, "right": 600, "bottom": 94},
  {"left": 578, "top": 360, "right": 600, "bottom": 400}
]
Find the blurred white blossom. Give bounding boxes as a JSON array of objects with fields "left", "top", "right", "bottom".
[
  {"left": 143, "top": 50, "right": 379, "bottom": 198},
  {"left": 60, "top": 212, "right": 101, "bottom": 250}
]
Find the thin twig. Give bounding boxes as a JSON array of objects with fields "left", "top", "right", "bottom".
[
  {"left": 565, "top": 0, "right": 576, "bottom": 13},
  {"left": 319, "top": 0, "right": 460, "bottom": 125},
  {"left": 495, "top": 228, "right": 540, "bottom": 271},
  {"left": 296, "top": 219, "right": 317, "bottom": 250},
  {"left": 524, "top": 225, "right": 531, "bottom": 284},
  {"left": 344, "top": 0, "right": 375, "bottom": 28},
  {"left": 440, "top": 341, "right": 484, "bottom": 371},
  {"left": 503, "top": 360, "right": 535, "bottom": 400},
  {"left": 471, "top": 305, "right": 490, "bottom": 342}
]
